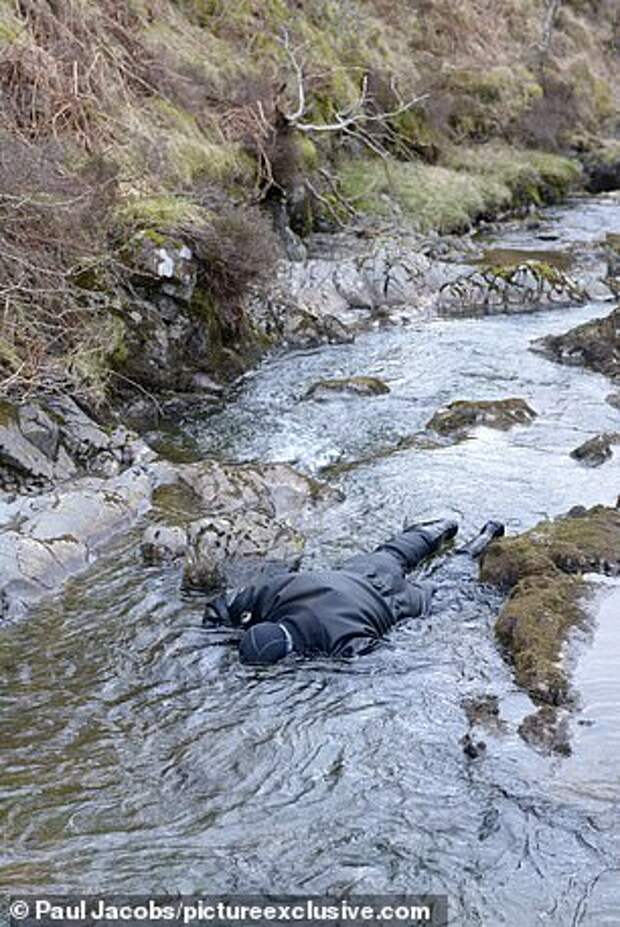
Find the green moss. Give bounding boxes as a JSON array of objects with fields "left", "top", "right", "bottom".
[
  {"left": 108, "top": 319, "right": 129, "bottom": 368},
  {"left": 482, "top": 504, "right": 620, "bottom": 705},
  {"left": 297, "top": 136, "right": 319, "bottom": 171},
  {"left": 0, "top": 1, "right": 24, "bottom": 44},
  {"left": 0, "top": 338, "right": 22, "bottom": 374},
  {"left": 0, "top": 398, "right": 18, "bottom": 427},
  {"left": 116, "top": 195, "right": 210, "bottom": 230},
  {"left": 496, "top": 573, "right": 584, "bottom": 705},
  {"left": 482, "top": 505, "right": 620, "bottom": 589}
]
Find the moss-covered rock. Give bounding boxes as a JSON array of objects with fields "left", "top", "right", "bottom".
[
  {"left": 427, "top": 398, "right": 537, "bottom": 435},
  {"left": 439, "top": 260, "right": 584, "bottom": 314},
  {"left": 481, "top": 504, "right": 620, "bottom": 589},
  {"left": 482, "top": 502, "right": 620, "bottom": 707},
  {"left": 495, "top": 572, "right": 583, "bottom": 705},
  {"left": 304, "top": 376, "right": 391, "bottom": 400}
]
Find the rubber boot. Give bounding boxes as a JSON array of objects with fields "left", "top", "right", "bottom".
[{"left": 456, "top": 520, "right": 505, "bottom": 558}]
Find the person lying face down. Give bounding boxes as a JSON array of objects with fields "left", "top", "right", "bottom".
[{"left": 203, "top": 518, "right": 505, "bottom": 665}]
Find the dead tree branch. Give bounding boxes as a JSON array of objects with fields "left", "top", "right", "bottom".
[{"left": 276, "top": 29, "right": 428, "bottom": 138}]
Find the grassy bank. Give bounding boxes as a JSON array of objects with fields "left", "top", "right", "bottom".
[{"left": 0, "top": 0, "right": 617, "bottom": 400}]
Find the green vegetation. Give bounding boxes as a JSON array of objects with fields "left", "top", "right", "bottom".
[{"left": 481, "top": 504, "right": 620, "bottom": 705}]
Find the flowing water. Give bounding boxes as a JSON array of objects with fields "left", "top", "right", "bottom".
[{"left": 2, "top": 197, "right": 620, "bottom": 926}]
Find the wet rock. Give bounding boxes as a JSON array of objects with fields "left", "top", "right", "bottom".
[
  {"left": 481, "top": 502, "right": 620, "bottom": 706},
  {"left": 174, "top": 459, "right": 339, "bottom": 525},
  {"left": 570, "top": 433, "right": 619, "bottom": 467},
  {"left": 582, "top": 279, "right": 615, "bottom": 302},
  {"left": 438, "top": 261, "right": 584, "bottom": 315},
  {"left": 461, "top": 733, "right": 487, "bottom": 759},
  {"left": 1, "top": 401, "right": 58, "bottom": 486},
  {"left": 605, "top": 233, "right": 620, "bottom": 282},
  {"left": 141, "top": 525, "right": 188, "bottom": 564},
  {"left": 462, "top": 695, "right": 504, "bottom": 732},
  {"left": 427, "top": 398, "right": 537, "bottom": 435},
  {"left": 0, "top": 467, "right": 154, "bottom": 620},
  {"left": 183, "top": 510, "right": 304, "bottom": 591},
  {"left": 254, "top": 291, "right": 354, "bottom": 349},
  {"left": 17, "top": 404, "right": 60, "bottom": 459},
  {"left": 606, "top": 392, "right": 620, "bottom": 411},
  {"left": 144, "top": 458, "right": 341, "bottom": 591},
  {"left": 249, "top": 234, "right": 432, "bottom": 347},
  {"left": 1, "top": 396, "right": 155, "bottom": 497},
  {"left": 531, "top": 305, "right": 620, "bottom": 383},
  {"left": 518, "top": 706, "right": 572, "bottom": 756},
  {"left": 304, "top": 376, "right": 391, "bottom": 401}
]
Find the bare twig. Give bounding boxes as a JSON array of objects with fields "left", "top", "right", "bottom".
[{"left": 276, "top": 29, "right": 428, "bottom": 138}]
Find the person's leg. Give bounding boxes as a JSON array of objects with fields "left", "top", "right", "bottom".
[
  {"left": 377, "top": 518, "right": 459, "bottom": 572},
  {"left": 342, "top": 518, "right": 458, "bottom": 585}
]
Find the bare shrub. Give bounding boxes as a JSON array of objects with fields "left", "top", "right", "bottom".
[
  {"left": 0, "top": 136, "right": 119, "bottom": 396},
  {"left": 516, "top": 73, "right": 584, "bottom": 150},
  {"left": 179, "top": 209, "right": 280, "bottom": 313}
]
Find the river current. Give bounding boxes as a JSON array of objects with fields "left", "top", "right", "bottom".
[{"left": 1, "top": 196, "right": 620, "bottom": 926}]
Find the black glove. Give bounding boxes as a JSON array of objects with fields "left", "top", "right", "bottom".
[{"left": 203, "top": 595, "right": 232, "bottom": 627}]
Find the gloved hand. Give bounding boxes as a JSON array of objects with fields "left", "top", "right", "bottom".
[{"left": 202, "top": 595, "right": 231, "bottom": 627}]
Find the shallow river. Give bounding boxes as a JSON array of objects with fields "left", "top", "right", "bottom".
[{"left": 2, "top": 197, "right": 620, "bottom": 926}]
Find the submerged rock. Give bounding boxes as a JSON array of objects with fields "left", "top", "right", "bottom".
[
  {"left": 531, "top": 305, "right": 620, "bottom": 383},
  {"left": 427, "top": 398, "right": 537, "bottom": 435},
  {"left": 606, "top": 392, "right": 620, "bottom": 411},
  {"left": 460, "top": 732, "right": 487, "bottom": 760},
  {"left": 570, "top": 433, "right": 619, "bottom": 467},
  {"left": 518, "top": 706, "right": 572, "bottom": 757},
  {"left": 481, "top": 502, "right": 620, "bottom": 707},
  {"left": 462, "top": 694, "right": 504, "bottom": 732},
  {"left": 304, "top": 376, "right": 391, "bottom": 401},
  {"left": 605, "top": 233, "right": 620, "bottom": 284},
  {"left": 319, "top": 432, "right": 446, "bottom": 479}
]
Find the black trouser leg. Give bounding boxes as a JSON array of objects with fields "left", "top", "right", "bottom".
[{"left": 377, "top": 519, "right": 459, "bottom": 571}]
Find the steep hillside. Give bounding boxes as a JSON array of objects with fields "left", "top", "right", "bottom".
[{"left": 0, "top": 0, "right": 617, "bottom": 400}]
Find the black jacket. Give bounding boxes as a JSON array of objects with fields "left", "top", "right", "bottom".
[{"left": 207, "top": 568, "right": 432, "bottom": 658}]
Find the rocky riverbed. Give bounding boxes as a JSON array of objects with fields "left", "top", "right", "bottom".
[{"left": 1, "top": 193, "right": 619, "bottom": 924}]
